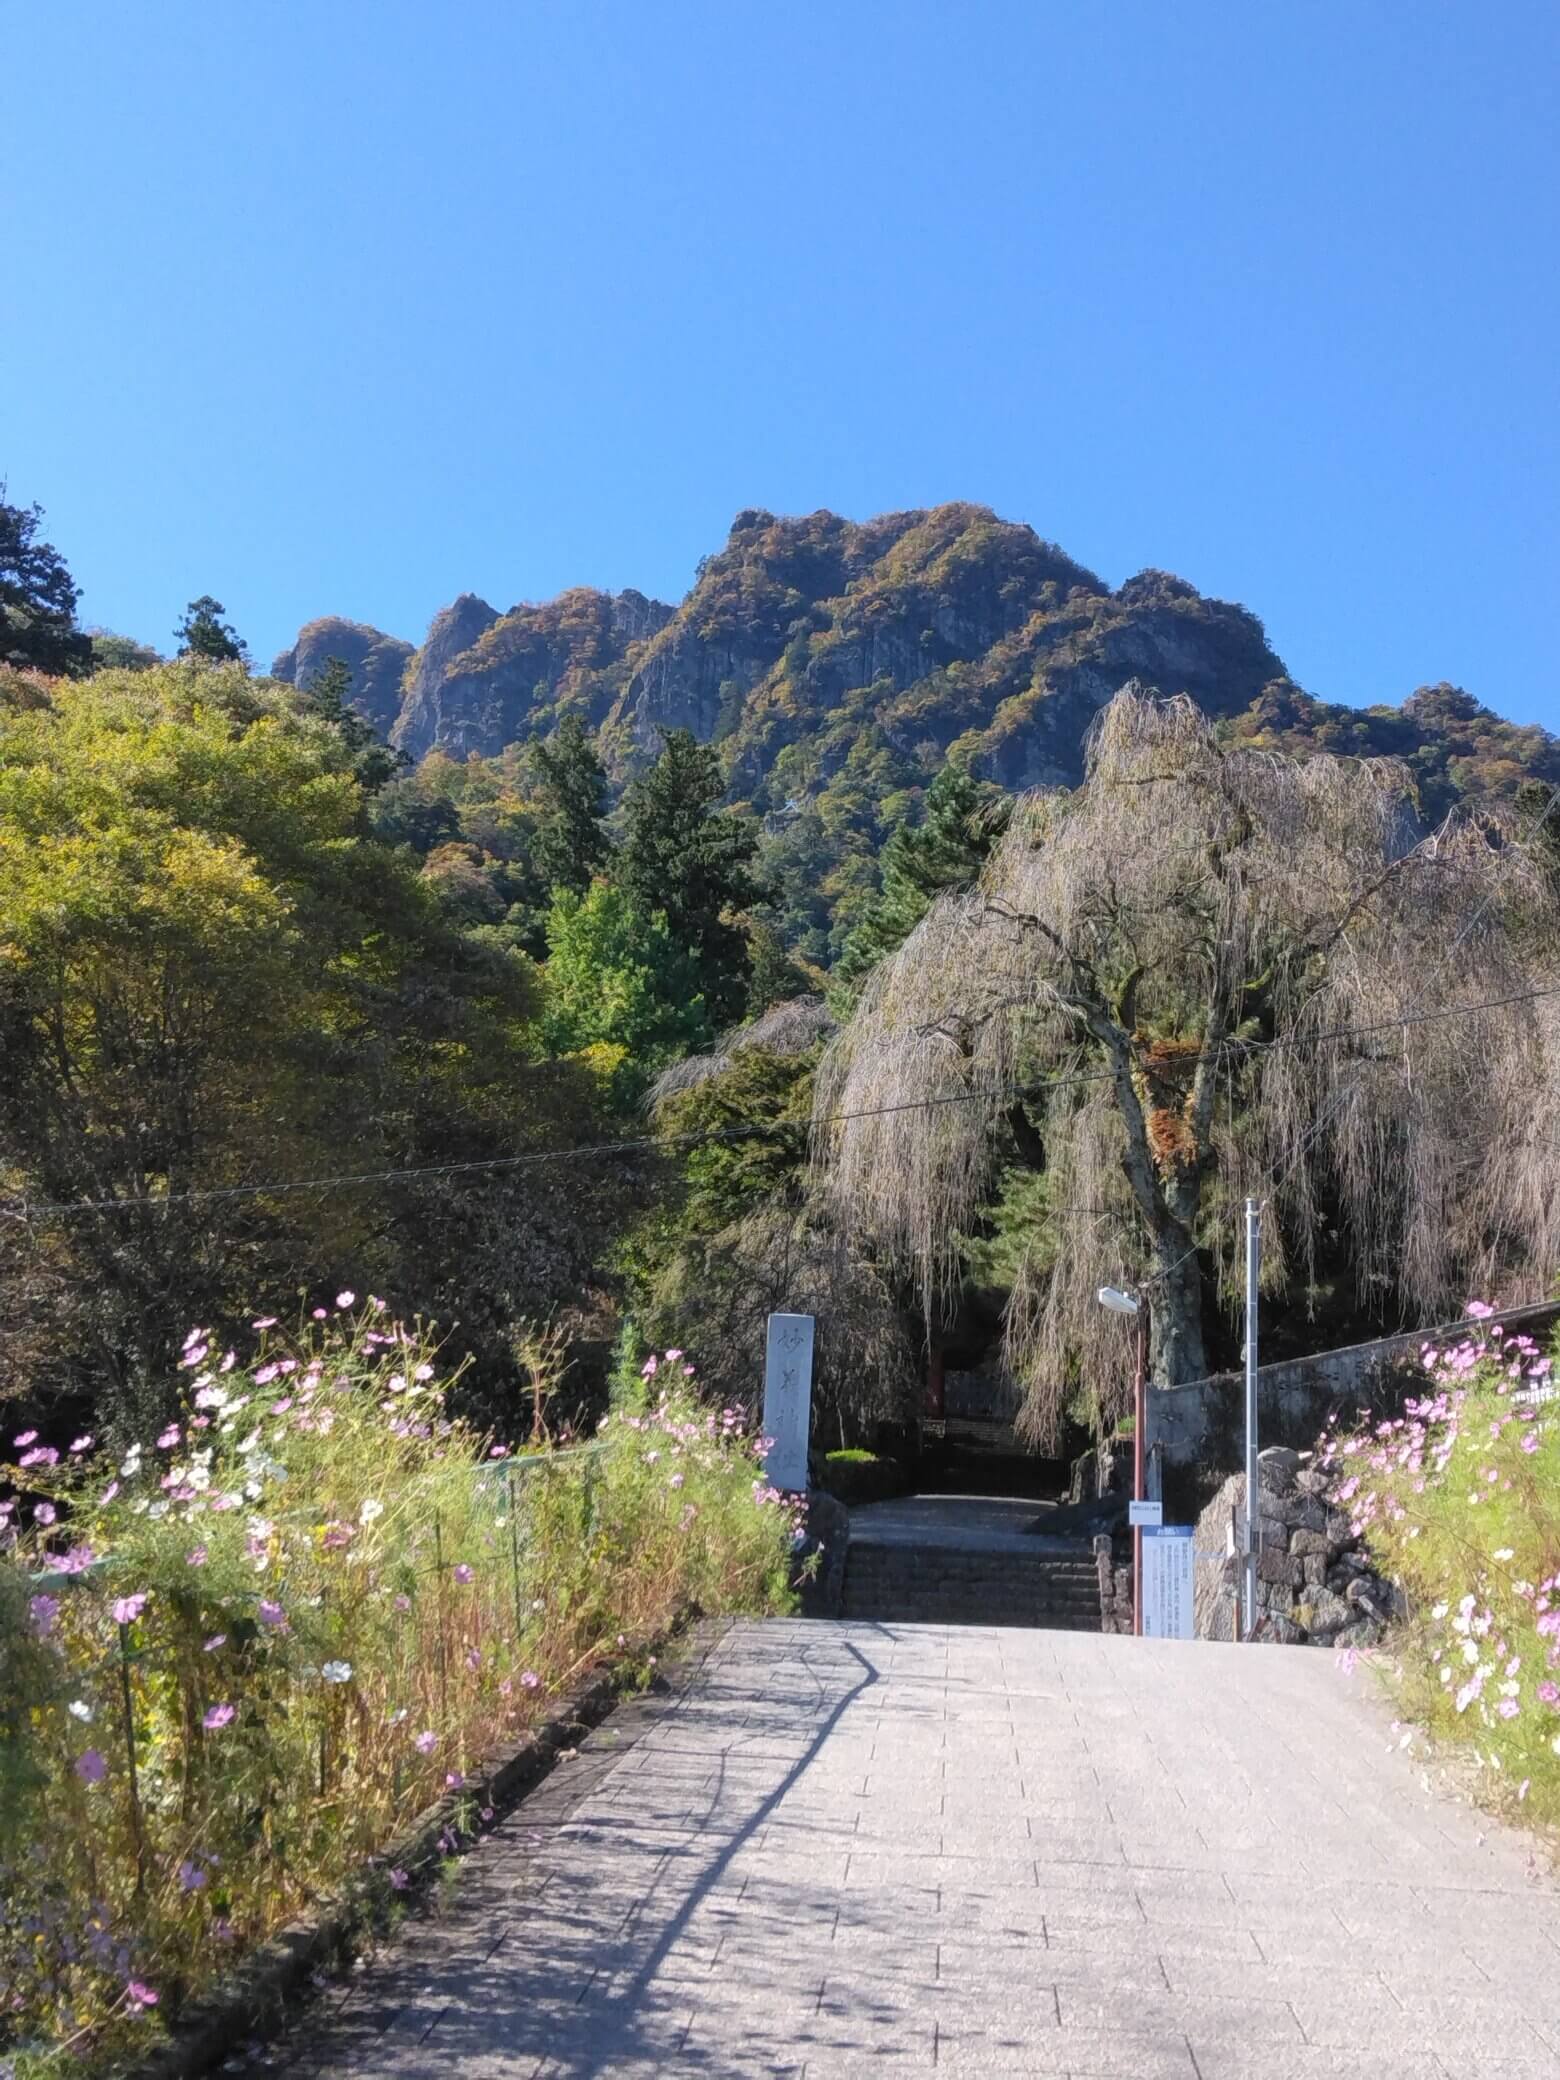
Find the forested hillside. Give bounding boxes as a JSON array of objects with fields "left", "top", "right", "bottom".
[
  {"left": 5, "top": 485, "right": 1560, "bottom": 1460},
  {"left": 273, "top": 501, "right": 1560, "bottom": 963}
]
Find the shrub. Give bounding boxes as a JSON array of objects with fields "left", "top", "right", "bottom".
[
  {"left": 1326, "top": 1306, "right": 1560, "bottom": 1818},
  {"left": 0, "top": 1306, "right": 795, "bottom": 2071},
  {"left": 817, "top": 1449, "right": 907, "bottom": 1506}
]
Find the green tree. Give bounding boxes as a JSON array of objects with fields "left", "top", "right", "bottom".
[
  {"left": 88, "top": 631, "right": 161, "bottom": 672},
  {"left": 529, "top": 713, "right": 611, "bottom": 895},
  {"left": 0, "top": 659, "right": 605, "bottom": 1433},
  {"left": 745, "top": 921, "right": 810, "bottom": 1013},
  {"left": 0, "top": 490, "right": 90, "bottom": 677},
  {"left": 175, "top": 594, "right": 247, "bottom": 665},
  {"left": 302, "top": 653, "right": 402, "bottom": 792},
  {"left": 617, "top": 728, "right": 761, "bottom": 1027},
  {"left": 836, "top": 760, "right": 1010, "bottom": 985},
  {"left": 541, "top": 881, "right": 709, "bottom": 1100}
]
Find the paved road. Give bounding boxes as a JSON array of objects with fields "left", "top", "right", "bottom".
[{"left": 280, "top": 1620, "right": 1560, "bottom": 2078}]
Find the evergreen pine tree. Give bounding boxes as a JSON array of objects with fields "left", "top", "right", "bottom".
[
  {"left": 616, "top": 727, "right": 761, "bottom": 1027},
  {"left": 0, "top": 489, "right": 91, "bottom": 676},
  {"left": 529, "top": 713, "right": 611, "bottom": 894},
  {"left": 175, "top": 595, "right": 247, "bottom": 665},
  {"left": 836, "top": 760, "right": 1010, "bottom": 985},
  {"left": 302, "top": 655, "right": 401, "bottom": 792}
]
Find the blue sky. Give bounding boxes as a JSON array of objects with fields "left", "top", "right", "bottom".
[{"left": 6, "top": 2, "right": 1558, "bottom": 724}]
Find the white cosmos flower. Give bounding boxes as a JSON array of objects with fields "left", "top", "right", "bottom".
[
  {"left": 359, "top": 1499, "right": 385, "bottom": 1525},
  {"left": 321, "top": 1661, "right": 353, "bottom": 1684},
  {"left": 68, "top": 1700, "right": 93, "bottom": 1722}
]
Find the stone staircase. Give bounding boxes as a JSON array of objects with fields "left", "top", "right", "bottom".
[{"left": 840, "top": 1536, "right": 1101, "bottom": 1629}]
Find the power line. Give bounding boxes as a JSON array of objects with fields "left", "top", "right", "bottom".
[{"left": 6, "top": 978, "right": 1560, "bottom": 1227}]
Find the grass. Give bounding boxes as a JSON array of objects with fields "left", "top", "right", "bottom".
[
  {"left": 1326, "top": 1307, "right": 1560, "bottom": 1822},
  {"left": 0, "top": 1303, "right": 797, "bottom": 2073}
]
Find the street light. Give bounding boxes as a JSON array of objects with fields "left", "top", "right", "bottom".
[{"left": 1097, "top": 1285, "right": 1149, "bottom": 1636}]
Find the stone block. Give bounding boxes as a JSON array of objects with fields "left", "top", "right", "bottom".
[
  {"left": 1303, "top": 1552, "right": 1327, "bottom": 1587},
  {"left": 1295, "top": 1589, "right": 1353, "bottom": 1637},
  {"left": 1262, "top": 1613, "right": 1304, "bottom": 1643},
  {"left": 1257, "top": 1445, "right": 1301, "bottom": 1494},
  {"left": 1290, "top": 1528, "right": 1331, "bottom": 1558},
  {"left": 1335, "top": 1614, "right": 1384, "bottom": 1648},
  {"left": 1293, "top": 1467, "right": 1330, "bottom": 1497}
]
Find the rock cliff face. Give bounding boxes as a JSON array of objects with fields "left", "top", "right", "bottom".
[
  {"left": 388, "top": 587, "right": 673, "bottom": 763},
  {"left": 272, "top": 500, "right": 1559, "bottom": 839},
  {"left": 269, "top": 617, "right": 414, "bottom": 737}
]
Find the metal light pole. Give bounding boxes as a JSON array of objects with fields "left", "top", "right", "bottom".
[
  {"left": 1098, "top": 1286, "right": 1147, "bottom": 1636},
  {"left": 1241, "top": 1197, "right": 1260, "bottom": 1639}
]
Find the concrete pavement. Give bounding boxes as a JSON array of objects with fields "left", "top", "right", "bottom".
[{"left": 275, "top": 1620, "right": 1560, "bottom": 2077}]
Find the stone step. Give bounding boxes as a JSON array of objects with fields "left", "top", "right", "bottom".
[{"left": 839, "top": 1541, "right": 1103, "bottom": 1630}]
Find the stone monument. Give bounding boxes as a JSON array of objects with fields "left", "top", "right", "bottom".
[{"left": 762, "top": 1312, "right": 815, "bottom": 1494}]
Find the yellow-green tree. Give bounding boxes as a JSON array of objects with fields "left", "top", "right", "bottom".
[{"left": 0, "top": 660, "right": 604, "bottom": 1433}]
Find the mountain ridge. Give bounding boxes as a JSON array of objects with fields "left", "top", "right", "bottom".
[{"left": 270, "top": 500, "right": 1560, "bottom": 959}]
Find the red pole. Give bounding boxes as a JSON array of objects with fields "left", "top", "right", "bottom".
[{"left": 1133, "top": 1310, "right": 1148, "bottom": 1637}]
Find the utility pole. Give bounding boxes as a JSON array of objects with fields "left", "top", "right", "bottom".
[
  {"left": 1242, "top": 1196, "right": 1260, "bottom": 1638},
  {"left": 1132, "top": 1302, "right": 1148, "bottom": 1638},
  {"left": 1097, "top": 1284, "right": 1148, "bottom": 1636}
]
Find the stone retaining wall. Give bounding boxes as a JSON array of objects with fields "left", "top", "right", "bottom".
[
  {"left": 1093, "top": 1534, "right": 1134, "bottom": 1634},
  {"left": 1194, "top": 1445, "right": 1401, "bottom": 1645},
  {"left": 1150, "top": 1300, "right": 1560, "bottom": 1475}
]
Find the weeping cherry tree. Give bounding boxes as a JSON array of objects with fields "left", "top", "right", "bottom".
[{"left": 814, "top": 689, "right": 1560, "bottom": 1441}]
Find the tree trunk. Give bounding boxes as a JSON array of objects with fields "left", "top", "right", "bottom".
[{"left": 1149, "top": 1239, "right": 1207, "bottom": 1386}]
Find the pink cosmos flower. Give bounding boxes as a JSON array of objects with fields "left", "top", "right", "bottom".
[
  {"left": 445, "top": 1770, "right": 464, "bottom": 1789},
  {"left": 204, "top": 1635, "right": 226, "bottom": 1652},
  {"left": 70, "top": 1434, "right": 94, "bottom": 1454},
  {"left": 14, "top": 1429, "right": 38, "bottom": 1446},
  {"left": 465, "top": 1649, "right": 482, "bottom": 1671},
  {"left": 312, "top": 1307, "right": 327, "bottom": 1320},
  {"left": 489, "top": 1444, "right": 508, "bottom": 1458},
  {"left": 112, "top": 1594, "right": 148, "bottom": 1626},
  {"left": 179, "top": 1859, "right": 208, "bottom": 1891},
  {"left": 252, "top": 1316, "right": 278, "bottom": 1330},
  {"left": 1539, "top": 1682, "right": 1559, "bottom": 1706},
  {"left": 1498, "top": 1698, "right": 1521, "bottom": 1719},
  {"left": 19, "top": 1446, "right": 58, "bottom": 1469},
  {"left": 414, "top": 1730, "right": 439, "bottom": 1753},
  {"left": 76, "top": 1748, "right": 108, "bottom": 1783},
  {"left": 389, "top": 1868, "right": 410, "bottom": 1890},
  {"left": 29, "top": 1594, "right": 60, "bottom": 1636},
  {"left": 34, "top": 1501, "right": 56, "bottom": 1526},
  {"left": 257, "top": 1599, "right": 287, "bottom": 1628},
  {"left": 125, "top": 1979, "right": 158, "bottom": 2010},
  {"left": 186, "top": 1545, "right": 208, "bottom": 1568},
  {"left": 157, "top": 1425, "right": 181, "bottom": 1450},
  {"left": 203, "top": 1703, "right": 236, "bottom": 1730},
  {"left": 56, "top": 1544, "right": 95, "bottom": 1575},
  {"left": 520, "top": 1670, "right": 541, "bottom": 1691},
  {"left": 453, "top": 1564, "right": 474, "bottom": 1584},
  {"left": 336, "top": 1290, "right": 355, "bottom": 1308}
]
